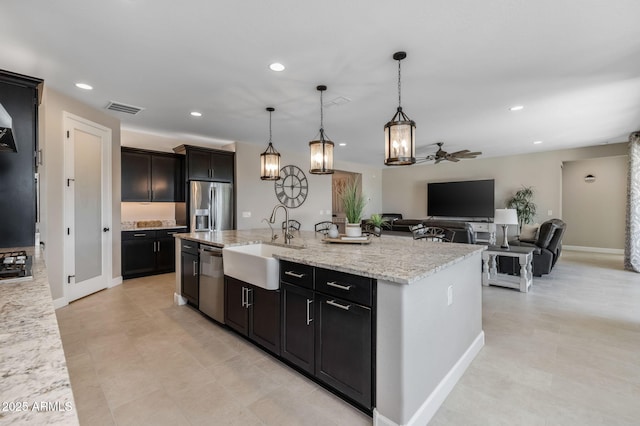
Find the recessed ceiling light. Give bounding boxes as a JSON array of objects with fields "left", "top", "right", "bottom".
[
  {"left": 269, "top": 63, "right": 285, "bottom": 72},
  {"left": 509, "top": 105, "right": 524, "bottom": 111},
  {"left": 190, "top": 111, "right": 202, "bottom": 117},
  {"left": 75, "top": 83, "right": 93, "bottom": 90},
  {"left": 339, "top": 143, "right": 347, "bottom": 147},
  {"left": 533, "top": 140, "right": 543, "bottom": 145}
]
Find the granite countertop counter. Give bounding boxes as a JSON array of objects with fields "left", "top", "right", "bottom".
[
  {"left": 175, "top": 230, "right": 485, "bottom": 284},
  {"left": 0, "top": 246, "right": 78, "bottom": 424}
]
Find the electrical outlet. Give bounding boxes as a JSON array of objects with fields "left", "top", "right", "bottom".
[
  {"left": 547, "top": 210, "right": 553, "bottom": 216},
  {"left": 447, "top": 285, "right": 453, "bottom": 306},
  {"left": 242, "top": 211, "right": 251, "bottom": 218}
]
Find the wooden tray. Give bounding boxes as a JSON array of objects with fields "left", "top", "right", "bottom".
[{"left": 322, "top": 235, "right": 372, "bottom": 244}]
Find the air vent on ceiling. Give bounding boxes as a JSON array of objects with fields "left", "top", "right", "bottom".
[
  {"left": 324, "top": 96, "right": 351, "bottom": 108},
  {"left": 105, "top": 101, "right": 145, "bottom": 115}
]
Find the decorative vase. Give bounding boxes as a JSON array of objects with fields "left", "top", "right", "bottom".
[
  {"left": 328, "top": 224, "right": 339, "bottom": 238},
  {"left": 345, "top": 222, "right": 362, "bottom": 237}
]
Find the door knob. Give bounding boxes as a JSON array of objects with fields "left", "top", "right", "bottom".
[{"left": 103, "top": 227, "right": 110, "bottom": 232}]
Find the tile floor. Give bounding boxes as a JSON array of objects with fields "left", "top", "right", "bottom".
[{"left": 56, "top": 251, "right": 640, "bottom": 425}]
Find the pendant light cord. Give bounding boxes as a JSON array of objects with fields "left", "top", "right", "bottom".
[
  {"left": 398, "top": 59, "right": 402, "bottom": 108},
  {"left": 320, "top": 89, "right": 324, "bottom": 131},
  {"left": 268, "top": 109, "right": 273, "bottom": 143}
]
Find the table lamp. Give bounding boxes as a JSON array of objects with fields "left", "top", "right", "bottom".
[{"left": 494, "top": 209, "right": 519, "bottom": 249}]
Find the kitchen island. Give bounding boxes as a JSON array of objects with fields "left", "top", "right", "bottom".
[
  {"left": 174, "top": 230, "right": 485, "bottom": 426},
  {"left": 0, "top": 247, "right": 78, "bottom": 425}
]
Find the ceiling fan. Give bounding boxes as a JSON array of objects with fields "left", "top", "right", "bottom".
[{"left": 417, "top": 142, "right": 482, "bottom": 164}]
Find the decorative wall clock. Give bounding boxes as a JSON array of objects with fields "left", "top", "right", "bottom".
[{"left": 274, "top": 165, "right": 308, "bottom": 208}]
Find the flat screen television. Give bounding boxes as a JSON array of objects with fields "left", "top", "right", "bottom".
[{"left": 427, "top": 179, "right": 495, "bottom": 218}]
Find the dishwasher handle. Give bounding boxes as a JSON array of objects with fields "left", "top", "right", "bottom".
[{"left": 199, "top": 247, "right": 223, "bottom": 257}]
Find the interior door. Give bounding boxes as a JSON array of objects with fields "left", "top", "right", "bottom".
[{"left": 64, "top": 113, "right": 112, "bottom": 302}]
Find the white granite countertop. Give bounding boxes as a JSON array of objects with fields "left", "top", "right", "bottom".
[
  {"left": 176, "top": 230, "right": 485, "bottom": 284},
  {"left": 0, "top": 246, "right": 79, "bottom": 425}
]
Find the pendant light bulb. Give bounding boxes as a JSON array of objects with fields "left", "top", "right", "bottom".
[
  {"left": 260, "top": 107, "right": 281, "bottom": 181},
  {"left": 309, "top": 85, "right": 335, "bottom": 175},
  {"left": 384, "top": 51, "right": 416, "bottom": 166}
]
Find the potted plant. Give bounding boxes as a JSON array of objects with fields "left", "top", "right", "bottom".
[
  {"left": 506, "top": 186, "right": 537, "bottom": 227},
  {"left": 367, "top": 214, "right": 390, "bottom": 235},
  {"left": 341, "top": 180, "right": 366, "bottom": 237}
]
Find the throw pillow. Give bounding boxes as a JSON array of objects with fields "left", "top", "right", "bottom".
[{"left": 519, "top": 223, "right": 540, "bottom": 241}]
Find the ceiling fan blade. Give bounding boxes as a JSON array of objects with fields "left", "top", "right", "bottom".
[
  {"left": 449, "top": 150, "right": 470, "bottom": 156},
  {"left": 435, "top": 158, "right": 444, "bottom": 164},
  {"left": 448, "top": 157, "right": 460, "bottom": 162}
]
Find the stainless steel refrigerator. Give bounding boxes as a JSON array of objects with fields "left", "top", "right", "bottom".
[{"left": 190, "top": 181, "right": 234, "bottom": 232}]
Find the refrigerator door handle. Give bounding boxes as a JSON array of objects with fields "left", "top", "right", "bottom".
[{"left": 211, "top": 185, "right": 217, "bottom": 231}]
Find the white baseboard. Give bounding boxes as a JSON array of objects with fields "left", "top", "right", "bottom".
[
  {"left": 373, "top": 331, "right": 485, "bottom": 426},
  {"left": 52, "top": 297, "right": 68, "bottom": 310},
  {"left": 174, "top": 292, "right": 187, "bottom": 305},
  {"left": 564, "top": 245, "right": 624, "bottom": 255},
  {"left": 110, "top": 276, "right": 123, "bottom": 288}
]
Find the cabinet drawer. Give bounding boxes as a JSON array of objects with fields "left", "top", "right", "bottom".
[
  {"left": 181, "top": 240, "right": 199, "bottom": 255},
  {"left": 122, "top": 230, "right": 156, "bottom": 240},
  {"left": 280, "top": 261, "right": 314, "bottom": 289},
  {"left": 157, "top": 228, "right": 184, "bottom": 238},
  {"left": 315, "top": 268, "right": 372, "bottom": 307}
]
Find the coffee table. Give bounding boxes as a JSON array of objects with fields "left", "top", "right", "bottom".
[{"left": 481, "top": 245, "right": 535, "bottom": 292}]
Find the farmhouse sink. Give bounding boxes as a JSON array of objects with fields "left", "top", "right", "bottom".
[{"left": 222, "top": 243, "right": 297, "bottom": 290}]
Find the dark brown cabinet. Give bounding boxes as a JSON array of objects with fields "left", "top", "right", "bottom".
[
  {"left": 225, "top": 276, "right": 280, "bottom": 355},
  {"left": 122, "top": 228, "right": 181, "bottom": 279},
  {"left": 279, "top": 261, "right": 375, "bottom": 411},
  {"left": 281, "top": 283, "right": 315, "bottom": 374},
  {"left": 181, "top": 241, "right": 199, "bottom": 307},
  {"left": 121, "top": 147, "right": 184, "bottom": 202},
  {"left": 184, "top": 146, "right": 234, "bottom": 182}
]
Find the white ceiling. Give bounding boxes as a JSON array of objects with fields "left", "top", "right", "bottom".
[{"left": 3, "top": 0, "right": 640, "bottom": 167}]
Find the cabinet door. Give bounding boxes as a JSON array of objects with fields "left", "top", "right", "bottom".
[
  {"left": 224, "top": 276, "right": 248, "bottom": 335},
  {"left": 211, "top": 152, "right": 234, "bottom": 182},
  {"left": 281, "top": 283, "right": 315, "bottom": 374},
  {"left": 249, "top": 286, "right": 280, "bottom": 355},
  {"left": 151, "top": 155, "right": 183, "bottom": 201},
  {"left": 121, "top": 150, "right": 151, "bottom": 201},
  {"left": 315, "top": 293, "right": 372, "bottom": 409},
  {"left": 156, "top": 236, "right": 176, "bottom": 273},
  {"left": 187, "top": 149, "right": 211, "bottom": 181},
  {"left": 181, "top": 251, "right": 199, "bottom": 307},
  {"left": 122, "top": 237, "right": 156, "bottom": 278}
]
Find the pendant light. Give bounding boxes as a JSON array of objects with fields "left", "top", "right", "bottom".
[
  {"left": 384, "top": 51, "right": 416, "bottom": 166},
  {"left": 260, "top": 107, "right": 281, "bottom": 181},
  {"left": 309, "top": 85, "right": 334, "bottom": 174}
]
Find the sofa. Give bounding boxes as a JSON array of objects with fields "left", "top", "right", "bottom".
[
  {"left": 498, "top": 218, "right": 567, "bottom": 277},
  {"left": 379, "top": 214, "right": 477, "bottom": 244}
]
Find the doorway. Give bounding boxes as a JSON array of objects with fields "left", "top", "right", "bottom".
[{"left": 63, "top": 113, "right": 112, "bottom": 302}]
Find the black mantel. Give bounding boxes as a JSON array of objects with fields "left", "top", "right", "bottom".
[{"left": 0, "top": 70, "right": 43, "bottom": 248}]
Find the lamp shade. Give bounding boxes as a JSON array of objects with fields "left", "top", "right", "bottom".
[
  {"left": 384, "top": 108, "right": 416, "bottom": 165},
  {"left": 309, "top": 137, "right": 334, "bottom": 174},
  {"left": 260, "top": 142, "right": 280, "bottom": 180},
  {"left": 494, "top": 208, "right": 519, "bottom": 225}
]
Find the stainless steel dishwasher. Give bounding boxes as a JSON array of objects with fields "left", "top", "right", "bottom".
[{"left": 198, "top": 245, "right": 225, "bottom": 323}]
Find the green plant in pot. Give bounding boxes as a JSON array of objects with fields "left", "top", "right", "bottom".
[
  {"left": 342, "top": 180, "right": 366, "bottom": 237},
  {"left": 506, "top": 186, "right": 537, "bottom": 227},
  {"left": 368, "top": 214, "right": 390, "bottom": 235}
]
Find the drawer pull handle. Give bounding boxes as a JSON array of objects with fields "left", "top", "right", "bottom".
[
  {"left": 326, "top": 300, "right": 351, "bottom": 311},
  {"left": 193, "top": 261, "right": 198, "bottom": 276},
  {"left": 183, "top": 245, "right": 193, "bottom": 249},
  {"left": 134, "top": 233, "right": 146, "bottom": 237},
  {"left": 285, "top": 271, "right": 305, "bottom": 278},
  {"left": 306, "top": 299, "right": 313, "bottom": 325},
  {"left": 326, "top": 281, "right": 352, "bottom": 291}
]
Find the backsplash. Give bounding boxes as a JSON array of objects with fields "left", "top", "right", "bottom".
[{"left": 121, "top": 219, "right": 178, "bottom": 230}]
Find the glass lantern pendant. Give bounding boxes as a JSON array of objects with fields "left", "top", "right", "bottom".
[
  {"left": 309, "top": 85, "right": 334, "bottom": 174},
  {"left": 260, "top": 107, "right": 281, "bottom": 181},
  {"left": 385, "top": 51, "right": 416, "bottom": 166}
]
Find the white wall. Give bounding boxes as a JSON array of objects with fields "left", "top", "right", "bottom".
[
  {"left": 40, "top": 87, "right": 121, "bottom": 300},
  {"left": 381, "top": 143, "right": 628, "bottom": 247},
  {"left": 235, "top": 141, "right": 382, "bottom": 231},
  {"left": 562, "top": 156, "right": 628, "bottom": 249}
]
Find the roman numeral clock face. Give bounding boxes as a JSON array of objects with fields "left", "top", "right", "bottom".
[{"left": 274, "top": 165, "right": 308, "bottom": 208}]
